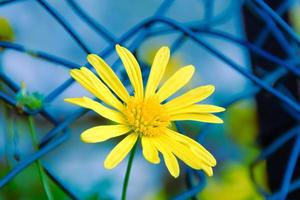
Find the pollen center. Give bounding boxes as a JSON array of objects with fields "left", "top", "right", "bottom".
[{"left": 123, "top": 96, "right": 170, "bottom": 137}]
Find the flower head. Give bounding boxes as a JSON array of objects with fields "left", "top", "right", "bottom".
[{"left": 65, "top": 45, "right": 225, "bottom": 178}]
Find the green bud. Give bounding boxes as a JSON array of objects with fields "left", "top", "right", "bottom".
[{"left": 16, "top": 82, "right": 44, "bottom": 112}]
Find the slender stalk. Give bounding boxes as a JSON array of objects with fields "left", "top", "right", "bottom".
[
  {"left": 121, "top": 142, "right": 138, "bottom": 200},
  {"left": 28, "top": 116, "right": 53, "bottom": 200}
]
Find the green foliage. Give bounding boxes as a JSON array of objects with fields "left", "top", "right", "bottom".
[
  {"left": 225, "top": 99, "right": 258, "bottom": 147},
  {"left": 0, "top": 163, "right": 70, "bottom": 200},
  {"left": 289, "top": 5, "right": 300, "bottom": 34},
  {"left": 199, "top": 162, "right": 263, "bottom": 200},
  {"left": 199, "top": 99, "right": 266, "bottom": 200}
]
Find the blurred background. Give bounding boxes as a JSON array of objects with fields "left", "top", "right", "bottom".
[{"left": 0, "top": 0, "right": 299, "bottom": 199}]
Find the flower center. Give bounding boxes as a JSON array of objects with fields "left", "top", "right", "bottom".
[{"left": 123, "top": 96, "right": 170, "bottom": 137}]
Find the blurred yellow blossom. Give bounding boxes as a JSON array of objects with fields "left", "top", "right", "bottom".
[
  {"left": 200, "top": 162, "right": 263, "bottom": 200},
  {"left": 0, "top": 17, "right": 14, "bottom": 42}
]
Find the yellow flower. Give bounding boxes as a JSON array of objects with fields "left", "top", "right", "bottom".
[{"left": 65, "top": 45, "right": 224, "bottom": 178}]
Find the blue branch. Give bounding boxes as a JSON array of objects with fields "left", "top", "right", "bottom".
[
  {"left": 66, "top": 0, "right": 117, "bottom": 43},
  {"left": 36, "top": 0, "right": 91, "bottom": 54},
  {"left": 253, "top": 0, "right": 300, "bottom": 45}
]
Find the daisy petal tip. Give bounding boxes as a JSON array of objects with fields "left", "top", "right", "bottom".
[
  {"left": 80, "top": 133, "right": 92, "bottom": 143},
  {"left": 189, "top": 65, "right": 195, "bottom": 71},
  {"left": 212, "top": 162, "right": 217, "bottom": 167},
  {"left": 219, "top": 107, "right": 226, "bottom": 112},
  {"left": 151, "top": 157, "right": 161, "bottom": 164},
  {"left": 212, "top": 156, "right": 217, "bottom": 166},
  {"left": 143, "top": 150, "right": 161, "bottom": 164},
  {"left": 171, "top": 171, "right": 180, "bottom": 178},
  {"left": 153, "top": 161, "right": 160, "bottom": 164},
  {"left": 182, "top": 65, "right": 195, "bottom": 74},
  {"left": 208, "top": 84, "right": 215, "bottom": 91},
  {"left": 104, "top": 160, "right": 115, "bottom": 170},
  {"left": 154, "top": 158, "right": 161, "bottom": 164},
  {"left": 186, "top": 64, "right": 195, "bottom": 69},
  {"left": 87, "top": 54, "right": 96, "bottom": 62},
  {"left": 115, "top": 44, "right": 123, "bottom": 51},
  {"left": 218, "top": 118, "right": 224, "bottom": 124},
  {"left": 80, "top": 137, "right": 89, "bottom": 143},
  {"left": 88, "top": 53, "right": 97, "bottom": 58},
  {"left": 212, "top": 118, "right": 224, "bottom": 124},
  {"left": 207, "top": 172, "right": 213, "bottom": 177},
  {"left": 69, "top": 69, "right": 77, "bottom": 76},
  {"left": 207, "top": 154, "right": 217, "bottom": 166},
  {"left": 115, "top": 44, "right": 128, "bottom": 55},
  {"left": 64, "top": 98, "right": 75, "bottom": 103},
  {"left": 144, "top": 157, "right": 160, "bottom": 164},
  {"left": 203, "top": 166, "right": 214, "bottom": 177},
  {"left": 160, "top": 46, "right": 170, "bottom": 54}
]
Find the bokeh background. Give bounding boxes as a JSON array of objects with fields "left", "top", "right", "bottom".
[{"left": 0, "top": 0, "right": 299, "bottom": 199}]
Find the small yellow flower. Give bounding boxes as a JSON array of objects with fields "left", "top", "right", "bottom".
[{"left": 65, "top": 45, "right": 225, "bottom": 178}]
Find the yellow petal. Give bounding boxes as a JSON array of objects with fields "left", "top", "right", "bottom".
[
  {"left": 80, "top": 125, "right": 131, "bottom": 143},
  {"left": 116, "top": 44, "right": 143, "bottom": 99},
  {"left": 87, "top": 54, "right": 130, "bottom": 103},
  {"left": 70, "top": 67, "right": 124, "bottom": 110},
  {"left": 145, "top": 46, "right": 170, "bottom": 98},
  {"left": 169, "top": 104, "right": 225, "bottom": 115},
  {"left": 161, "top": 133, "right": 215, "bottom": 176},
  {"left": 64, "top": 97, "right": 126, "bottom": 124},
  {"left": 164, "top": 128, "right": 216, "bottom": 166},
  {"left": 79, "top": 67, "right": 124, "bottom": 110},
  {"left": 153, "top": 137, "right": 180, "bottom": 178},
  {"left": 202, "top": 165, "right": 213, "bottom": 176},
  {"left": 141, "top": 136, "right": 160, "bottom": 164},
  {"left": 104, "top": 133, "right": 138, "bottom": 169},
  {"left": 164, "top": 85, "right": 215, "bottom": 111},
  {"left": 156, "top": 65, "right": 195, "bottom": 103},
  {"left": 159, "top": 134, "right": 211, "bottom": 171},
  {"left": 170, "top": 113, "right": 223, "bottom": 124}
]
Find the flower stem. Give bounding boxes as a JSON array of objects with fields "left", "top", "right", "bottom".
[
  {"left": 28, "top": 116, "right": 53, "bottom": 200},
  {"left": 121, "top": 142, "right": 138, "bottom": 200}
]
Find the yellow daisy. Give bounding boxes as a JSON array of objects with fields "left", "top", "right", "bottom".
[{"left": 65, "top": 45, "right": 225, "bottom": 178}]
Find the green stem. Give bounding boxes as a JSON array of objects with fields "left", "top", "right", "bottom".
[
  {"left": 28, "top": 116, "right": 53, "bottom": 200},
  {"left": 121, "top": 142, "right": 138, "bottom": 200}
]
